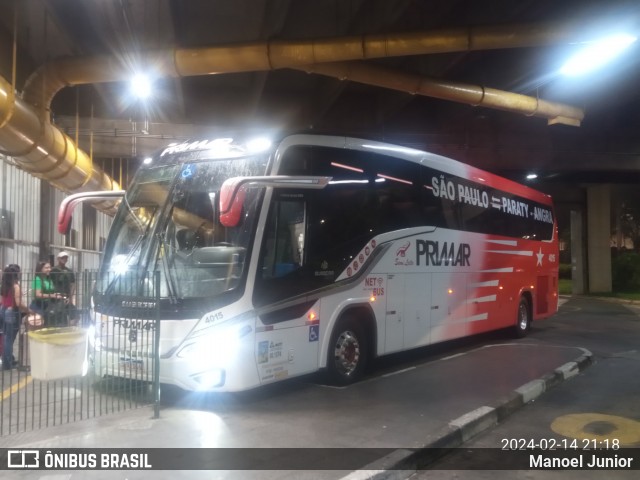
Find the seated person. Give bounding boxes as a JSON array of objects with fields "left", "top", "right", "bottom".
[{"left": 30, "top": 261, "right": 66, "bottom": 326}]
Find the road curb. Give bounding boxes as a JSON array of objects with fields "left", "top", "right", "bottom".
[
  {"left": 565, "top": 294, "right": 640, "bottom": 306},
  {"left": 339, "top": 350, "right": 593, "bottom": 480}
]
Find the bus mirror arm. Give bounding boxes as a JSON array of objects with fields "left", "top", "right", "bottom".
[
  {"left": 219, "top": 175, "right": 331, "bottom": 227},
  {"left": 58, "top": 190, "right": 126, "bottom": 234}
]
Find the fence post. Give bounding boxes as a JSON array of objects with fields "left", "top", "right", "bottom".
[{"left": 152, "top": 270, "right": 161, "bottom": 419}]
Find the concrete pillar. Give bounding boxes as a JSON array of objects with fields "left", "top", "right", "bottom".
[
  {"left": 570, "top": 209, "right": 585, "bottom": 294},
  {"left": 586, "top": 184, "right": 612, "bottom": 293}
]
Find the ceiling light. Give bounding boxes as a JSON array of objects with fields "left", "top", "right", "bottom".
[
  {"left": 246, "top": 137, "right": 272, "bottom": 153},
  {"left": 560, "top": 34, "right": 637, "bottom": 76},
  {"left": 377, "top": 173, "right": 412, "bottom": 185},
  {"left": 331, "top": 162, "right": 363, "bottom": 173},
  {"left": 526, "top": 173, "right": 538, "bottom": 180},
  {"left": 130, "top": 74, "right": 152, "bottom": 99}
]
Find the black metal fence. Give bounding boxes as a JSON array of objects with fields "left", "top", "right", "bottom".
[{"left": 0, "top": 271, "right": 161, "bottom": 437}]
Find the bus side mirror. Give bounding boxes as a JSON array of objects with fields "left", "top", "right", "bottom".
[
  {"left": 219, "top": 176, "right": 332, "bottom": 228},
  {"left": 63, "top": 215, "right": 73, "bottom": 236},
  {"left": 58, "top": 190, "right": 125, "bottom": 234},
  {"left": 219, "top": 178, "right": 247, "bottom": 227}
]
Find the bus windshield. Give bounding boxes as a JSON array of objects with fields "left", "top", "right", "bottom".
[{"left": 97, "top": 153, "right": 268, "bottom": 302}]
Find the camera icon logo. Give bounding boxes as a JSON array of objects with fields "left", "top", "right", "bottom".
[{"left": 7, "top": 450, "right": 40, "bottom": 468}]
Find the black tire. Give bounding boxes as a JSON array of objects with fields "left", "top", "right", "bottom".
[
  {"left": 514, "top": 296, "right": 531, "bottom": 338},
  {"left": 326, "top": 317, "right": 368, "bottom": 386}
]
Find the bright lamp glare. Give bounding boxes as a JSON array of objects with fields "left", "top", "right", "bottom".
[
  {"left": 131, "top": 74, "right": 152, "bottom": 99},
  {"left": 246, "top": 137, "right": 272, "bottom": 153},
  {"left": 526, "top": 173, "right": 538, "bottom": 180},
  {"left": 111, "top": 254, "right": 131, "bottom": 275},
  {"left": 560, "top": 34, "right": 637, "bottom": 76}
]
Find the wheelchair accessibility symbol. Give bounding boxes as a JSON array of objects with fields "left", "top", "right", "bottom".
[
  {"left": 181, "top": 164, "right": 195, "bottom": 178},
  {"left": 309, "top": 325, "right": 319, "bottom": 342}
]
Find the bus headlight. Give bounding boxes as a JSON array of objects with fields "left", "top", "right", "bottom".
[
  {"left": 192, "top": 369, "right": 226, "bottom": 390},
  {"left": 176, "top": 325, "right": 250, "bottom": 365}
]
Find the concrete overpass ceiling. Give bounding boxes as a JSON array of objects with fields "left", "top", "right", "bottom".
[{"left": 1, "top": 0, "right": 639, "bottom": 187}]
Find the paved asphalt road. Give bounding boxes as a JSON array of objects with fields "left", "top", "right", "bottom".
[
  {"left": 1, "top": 295, "right": 637, "bottom": 480},
  {"left": 411, "top": 296, "right": 640, "bottom": 479}
]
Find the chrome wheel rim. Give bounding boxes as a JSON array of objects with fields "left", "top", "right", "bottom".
[
  {"left": 518, "top": 303, "right": 528, "bottom": 331},
  {"left": 333, "top": 330, "right": 360, "bottom": 376}
]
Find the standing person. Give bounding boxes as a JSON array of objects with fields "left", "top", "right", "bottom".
[
  {"left": 30, "top": 261, "right": 65, "bottom": 326},
  {"left": 1, "top": 264, "right": 30, "bottom": 370},
  {"left": 51, "top": 251, "right": 76, "bottom": 307}
]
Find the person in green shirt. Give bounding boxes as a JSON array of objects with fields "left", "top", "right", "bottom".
[{"left": 30, "top": 261, "right": 65, "bottom": 326}]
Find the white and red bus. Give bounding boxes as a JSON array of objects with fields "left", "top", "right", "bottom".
[{"left": 60, "top": 134, "right": 559, "bottom": 391}]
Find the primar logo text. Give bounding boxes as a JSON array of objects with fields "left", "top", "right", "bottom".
[{"left": 416, "top": 240, "right": 471, "bottom": 266}]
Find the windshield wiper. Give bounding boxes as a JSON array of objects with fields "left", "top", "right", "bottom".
[
  {"left": 103, "top": 232, "right": 147, "bottom": 297},
  {"left": 157, "top": 232, "right": 178, "bottom": 304},
  {"left": 103, "top": 214, "right": 152, "bottom": 296}
]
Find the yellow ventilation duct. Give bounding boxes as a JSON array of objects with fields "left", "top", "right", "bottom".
[
  {"left": 23, "top": 22, "right": 586, "bottom": 114},
  {"left": 297, "top": 62, "right": 583, "bottom": 126},
  {"left": 0, "top": 21, "right": 587, "bottom": 217},
  {"left": 0, "top": 74, "right": 121, "bottom": 213}
]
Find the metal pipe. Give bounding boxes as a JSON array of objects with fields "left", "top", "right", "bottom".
[
  {"left": 297, "top": 62, "right": 583, "bottom": 126},
  {"left": 0, "top": 21, "right": 587, "bottom": 212},
  {"left": 23, "top": 22, "right": 587, "bottom": 110},
  {"left": 0, "top": 75, "right": 121, "bottom": 212}
]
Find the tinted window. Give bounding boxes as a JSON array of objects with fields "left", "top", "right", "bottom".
[
  {"left": 280, "top": 146, "right": 554, "bottom": 241},
  {"left": 254, "top": 145, "right": 555, "bottom": 306}
]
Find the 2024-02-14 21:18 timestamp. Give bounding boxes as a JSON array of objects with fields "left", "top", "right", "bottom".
[{"left": 501, "top": 438, "right": 621, "bottom": 450}]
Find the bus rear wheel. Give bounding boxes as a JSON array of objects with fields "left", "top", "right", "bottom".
[
  {"left": 326, "top": 317, "right": 368, "bottom": 386},
  {"left": 514, "top": 296, "right": 531, "bottom": 338}
]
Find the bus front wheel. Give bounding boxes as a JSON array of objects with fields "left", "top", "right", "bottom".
[
  {"left": 326, "top": 317, "right": 368, "bottom": 386},
  {"left": 514, "top": 296, "right": 531, "bottom": 338}
]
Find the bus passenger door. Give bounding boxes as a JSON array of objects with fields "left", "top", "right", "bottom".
[
  {"left": 385, "top": 274, "right": 431, "bottom": 353},
  {"left": 429, "top": 273, "right": 468, "bottom": 343},
  {"left": 403, "top": 273, "right": 431, "bottom": 349},
  {"left": 385, "top": 274, "right": 404, "bottom": 353},
  {"left": 253, "top": 194, "right": 320, "bottom": 383}
]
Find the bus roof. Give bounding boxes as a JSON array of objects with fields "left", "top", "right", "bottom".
[{"left": 149, "top": 133, "right": 553, "bottom": 206}]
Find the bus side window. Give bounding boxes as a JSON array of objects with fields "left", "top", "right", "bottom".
[{"left": 261, "top": 198, "right": 306, "bottom": 279}]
